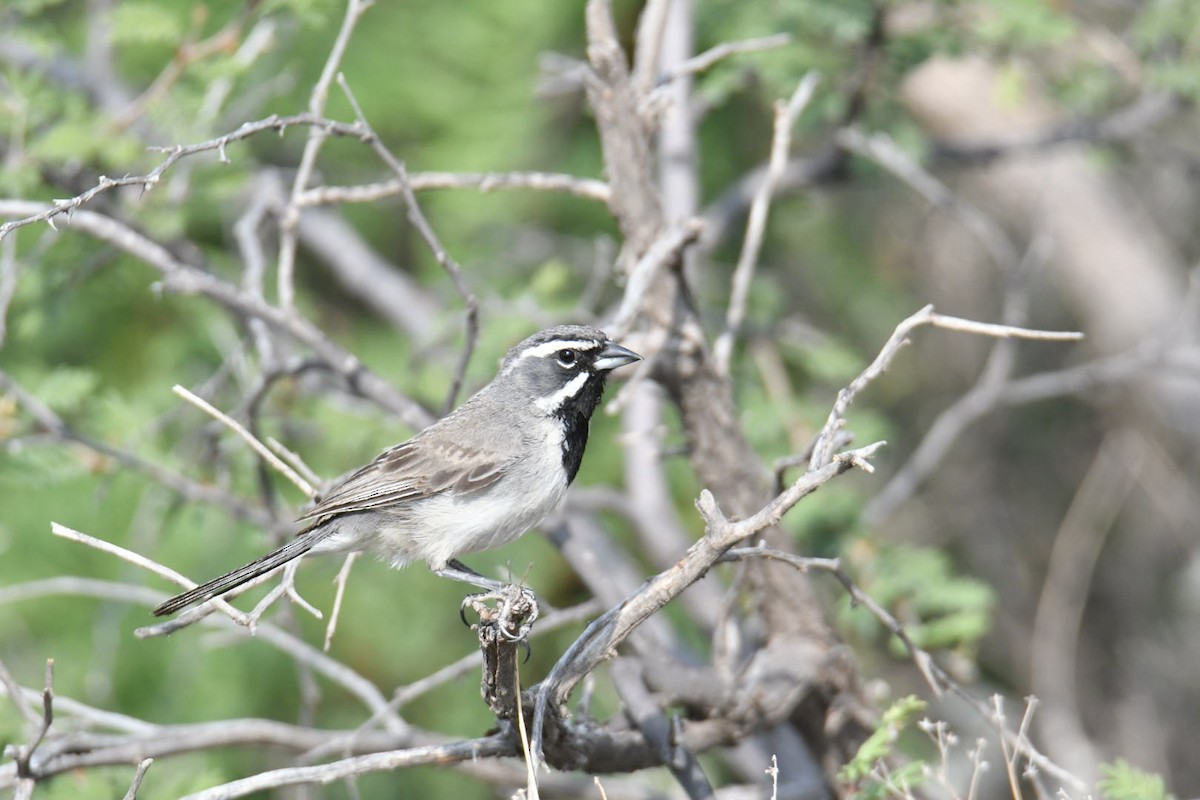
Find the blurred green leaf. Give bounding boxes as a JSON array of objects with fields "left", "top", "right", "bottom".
[
  {"left": 841, "top": 541, "right": 995, "bottom": 653},
  {"left": 1100, "top": 760, "right": 1176, "bottom": 800},
  {"left": 32, "top": 367, "right": 100, "bottom": 415},
  {"left": 839, "top": 695, "right": 927, "bottom": 789},
  {"left": 110, "top": 2, "right": 186, "bottom": 45}
]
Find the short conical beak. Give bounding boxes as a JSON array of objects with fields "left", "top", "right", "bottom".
[{"left": 594, "top": 340, "right": 641, "bottom": 372}]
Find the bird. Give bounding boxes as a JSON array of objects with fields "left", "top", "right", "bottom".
[{"left": 153, "top": 325, "right": 640, "bottom": 617}]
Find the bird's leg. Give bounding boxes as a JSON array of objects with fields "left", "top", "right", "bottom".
[
  {"left": 435, "top": 560, "right": 539, "bottom": 641},
  {"left": 435, "top": 558, "right": 509, "bottom": 591}
]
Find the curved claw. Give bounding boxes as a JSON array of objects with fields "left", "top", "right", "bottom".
[{"left": 460, "top": 585, "right": 540, "bottom": 642}]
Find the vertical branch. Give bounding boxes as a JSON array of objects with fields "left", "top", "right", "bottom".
[
  {"left": 584, "top": 0, "right": 664, "bottom": 258},
  {"left": 277, "top": 0, "right": 375, "bottom": 310},
  {"left": 713, "top": 72, "right": 820, "bottom": 374}
]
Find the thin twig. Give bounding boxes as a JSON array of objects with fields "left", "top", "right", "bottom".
[
  {"left": 0, "top": 114, "right": 367, "bottom": 243},
  {"left": 668, "top": 33, "right": 793, "bottom": 80},
  {"left": 336, "top": 72, "right": 480, "bottom": 413},
  {"left": 836, "top": 126, "right": 1021, "bottom": 271},
  {"left": 172, "top": 384, "right": 316, "bottom": 499},
  {"left": 49, "top": 523, "right": 254, "bottom": 626},
  {"left": 11, "top": 659, "right": 54, "bottom": 784},
  {"left": 297, "top": 171, "right": 611, "bottom": 206},
  {"left": 808, "top": 305, "right": 1083, "bottom": 471},
  {"left": 928, "top": 313, "right": 1084, "bottom": 341},
  {"left": 122, "top": 758, "right": 154, "bottom": 800},
  {"left": 713, "top": 72, "right": 820, "bottom": 374},
  {"left": 268, "top": 436, "right": 325, "bottom": 494},
  {"left": 276, "top": 0, "right": 375, "bottom": 310},
  {"left": 324, "top": 553, "right": 359, "bottom": 652}
]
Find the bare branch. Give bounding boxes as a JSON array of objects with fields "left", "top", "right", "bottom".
[
  {"left": 179, "top": 736, "right": 511, "bottom": 800},
  {"left": 713, "top": 72, "right": 820, "bottom": 373},
  {"left": 9, "top": 659, "right": 54, "bottom": 790},
  {"left": 337, "top": 72, "right": 480, "bottom": 412},
  {"left": 808, "top": 305, "right": 1083, "bottom": 471},
  {"left": 277, "top": 0, "right": 376, "bottom": 310},
  {"left": 122, "top": 759, "right": 154, "bottom": 800},
  {"left": 0, "top": 577, "right": 406, "bottom": 732},
  {"left": 298, "top": 171, "right": 611, "bottom": 206},
  {"left": 928, "top": 312, "right": 1085, "bottom": 341},
  {"left": 668, "top": 33, "right": 793, "bottom": 80},
  {"left": 324, "top": 553, "right": 359, "bottom": 652},
  {"left": 0, "top": 202, "right": 434, "bottom": 429},
  {"left": 531, "top": 441, "right": 883, "bottom": 767},
  {"left": 50, "top": 523, "right": 254, "bottom": 626},
  {"left": 836, "top": 126, "right": 1021, "bottom": 271},
  {"left": 172, "top": 384, "right": 316, "bottom": 499},
  {"left": 0, "top": 114, "right": 368, "bottom": 243}
]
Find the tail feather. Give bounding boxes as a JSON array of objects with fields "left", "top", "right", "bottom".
[{"left": 152, "top": 531, "right": 324, "bottom": 617}]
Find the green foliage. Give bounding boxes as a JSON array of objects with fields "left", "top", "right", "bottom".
[
  {"left": 1100, "top": 760, "right": 1176, "bottom": 800},
  {"left": 840, "top": 541, "right": 994, "bottom": 654},
  {"left": 110, "top": 2, "right": 187, "bottom": 45},
  {"left": 1133, "top": 0, "right": 1200, "bottom": 98},
  {"left": 839, "top": 695, "right": 928, "bottom": 798},
  {"left": 974, "top": 0, "right": 1076, "bottom": 50}
]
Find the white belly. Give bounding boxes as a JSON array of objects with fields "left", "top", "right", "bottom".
[{"left": 311, "top": 444, "right": 569, "bottom": 571}]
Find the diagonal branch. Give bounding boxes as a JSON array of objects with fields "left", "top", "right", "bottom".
[
  {"left": 0, "top": 202, "right": 433, "bottom": 430},
  {"left": 530, "top": 441, "right": 885, "bottom": 768},
  {"left": 336, "top": 73, "right": 480, "bottom": 413}
]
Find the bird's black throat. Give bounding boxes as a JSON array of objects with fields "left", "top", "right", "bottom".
[{"left": 554, "top": 372, "right": 608, "bottom": 484}]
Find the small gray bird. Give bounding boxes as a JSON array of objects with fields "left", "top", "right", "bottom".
[{"left": 153, "top": 325, "right": 640, "bottom": 617}]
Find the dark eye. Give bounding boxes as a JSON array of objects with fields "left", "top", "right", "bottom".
[{"left": 556, "top": 349, "right": 578, "bottom": 367}]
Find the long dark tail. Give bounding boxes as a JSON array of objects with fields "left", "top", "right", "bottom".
[{"left": 152, "top": 530, "right": 325, "bottom": 617}]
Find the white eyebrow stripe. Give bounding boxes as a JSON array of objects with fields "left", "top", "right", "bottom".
[
  {"left": 534, "top": 371, "right": 591, "bottom": 413},
  {"left": 516, "top": 339, "right": 601, "bottom": 361}
]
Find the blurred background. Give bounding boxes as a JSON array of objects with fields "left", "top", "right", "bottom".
[{"left": 1, "top": 0, "right": 1199, "bottom": 797}]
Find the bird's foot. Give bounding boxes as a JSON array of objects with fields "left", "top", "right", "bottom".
[{"left": 461, "top": 584, "right": 540, "bottom": 643}]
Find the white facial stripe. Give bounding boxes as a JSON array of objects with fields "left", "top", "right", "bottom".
[
  {"left": 534, "top": 371, "right": 590, "bottom": 413},
  {"left": 516, "top": 339, "right": 600, "bottom": 362}
]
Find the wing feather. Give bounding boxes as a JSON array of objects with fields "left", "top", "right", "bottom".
[{"left": 297, "top": 439, "right": 510, "bottom": 521}]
